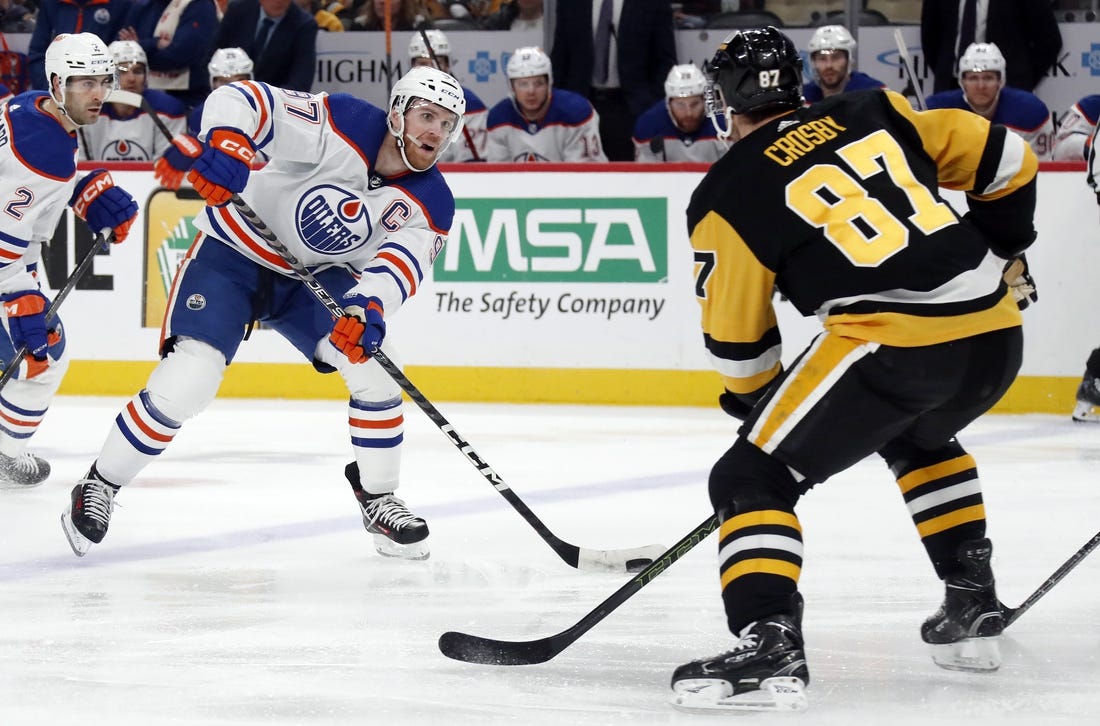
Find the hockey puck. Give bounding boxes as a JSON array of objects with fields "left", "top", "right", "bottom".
[{"left": 625, "top": 557, "right": 653, "bottom": 573}]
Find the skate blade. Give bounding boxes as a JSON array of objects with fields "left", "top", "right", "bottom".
[
  {"left": 372, "top": 534, "right": 429, "bottom": 561},
  {"left": 1071, "top": 401, "right": 1100, "bottom": 422},
  {"left": 670, "top": 677, "right": 807, "bottom": 713},
  {"left": 929, "top": 636, "right": 1002, "bottom": 672},
  {"left": 60, "top": 509, "right": 92, "bottom": 558}
]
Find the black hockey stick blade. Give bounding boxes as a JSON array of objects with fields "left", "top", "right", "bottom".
[
  {"left": 1003, "top": 528, "right": 1100, "bottom": 628},
  {"left": 439, "top": 514, "right": 719, "bottom": 665}
]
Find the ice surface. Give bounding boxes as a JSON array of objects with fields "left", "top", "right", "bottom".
[{"left": 1, "top": 398, "right": 1098, "bottom": 724}]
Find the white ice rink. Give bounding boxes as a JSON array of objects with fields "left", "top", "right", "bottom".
[{"left": 1, "top": 397, "right": 1098, "bottom": 725}]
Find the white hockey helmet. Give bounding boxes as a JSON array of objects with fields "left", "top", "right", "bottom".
[
  {"left": 957, "top": 42, "right": 1006, "bottom": 81},
  {"left": 388, "top": 65, "right": 467, "bottom": 171},
  {"left": 107, "top": 40, "right": 147, "bottom": 68},
  {"left": 45, "top": 33, "right": 118, "bottom": 107},
  {"left": 208, "top": 47, "right": 254, "bottom": 82},
  {"left": 506, "top": 46, "right": 553, "bottom": 84},
  {"left": 664, "top": 64, "right": 707, "bottom": 99},
  {"left": 408, "top": 29, "right": 451, "bottom": 61},
  {"left": 808, "top": 25, "right": 856, "bottom": 57}
]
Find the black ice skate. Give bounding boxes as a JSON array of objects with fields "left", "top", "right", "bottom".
[
  {"left": 670, "top": 607, "right": 809, "bottom": 713},
  {"left": 345, "top": 462, "right": 429, "bottom": 560},
  {"left": 61, "top": 476, "right": 118, "bottom": 557},
  {"left": 0, "top": 451, "right": 50, "bottom": 488},
  {"left": 1072, "top": 374, "right": 1100, "bottom": 422},
  {"left": 922, "top": 537, "right": 1005, "bottom": 672}
]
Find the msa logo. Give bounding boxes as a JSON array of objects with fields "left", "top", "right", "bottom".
[{"left": 439, "top": 198, "right": 667, "bottom": 282}]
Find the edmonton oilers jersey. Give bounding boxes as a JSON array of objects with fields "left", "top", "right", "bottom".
[{"left": 191, "top": 81, "right": 455, "bottom": 316}]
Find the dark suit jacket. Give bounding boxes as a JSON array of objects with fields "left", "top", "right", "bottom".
[
  {"left": 921, "top": 0, "right": 1062, "bottom": 93},
  {"left": 212, "top": 0, "right": 318, "bottom": 92},
  {"left": 550, "top": 0, "right": 677, "bottom": 117}
]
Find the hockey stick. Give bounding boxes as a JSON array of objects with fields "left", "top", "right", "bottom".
[
  {"left": 416, "top": 25, "right": 481, "bottom": 161},
  {"left": 0, "top": 228, "right": 112, "bottom": 389},
  {"left": 1003, "top": 528, "right": 1100, "bottom": 627},
  {"left": 223, "top": 195, "right": 666, "bottom": 573},
  {"left": 439, "top": 513, "right": 719, "bottom": 665},
  {"left": 893, "top": 29, "right": 927, "bottom": 111}
]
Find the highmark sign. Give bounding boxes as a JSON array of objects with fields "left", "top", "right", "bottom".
[{"left": 431, "top": 197, "right": 670, "bottom": 322}]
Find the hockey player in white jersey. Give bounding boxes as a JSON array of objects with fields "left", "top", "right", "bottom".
[
  {"left": 61, "top": 66, "right": 466, "bottom": 560},
  {"left": 0, "top": 33, "right": 138, "bottom": 488},
  {"left": 1053, "top": 94, "right": 1100, "bottom": 161},
  {"left": 925, "top": 43, "right": 1054, "bottom": 160},
  {"left": 632, "top": 64, "right": 728, "bottom": 163},
  {"left": 801, "top": 25, "right": 886, "bottom": 103},
  {"left": 78, "top": 41, "right": 188, "bottom": 161},
  {"left": 486, "top": 46, "right": 607, "bottom": 162},
  {"left": 408, "top": 29, "right": 487, "bottom": 163},
  {"left": 1073, "top": 123, "right": 1100, "bottom": 422},
  {"left": 155, "top": 47, "right": 255, "bottom": 190}
]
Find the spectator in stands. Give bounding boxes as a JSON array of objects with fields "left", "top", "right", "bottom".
[
  {"left": 551, "top": 0, "right": 677, "bottom": 162},
  {"left": 925, "top": 42, "right": 1053, "bottom": 160},
  {"left": 486, "top": 45, "right": 607, "bottom": 162},
  {"left": 922, "top": 0, "right": 1062, "bottom": 93},
  {"left": 802, "top": 24, "right": 886, "bottom": 103},
  {"left": 213, "top": 0, "right": 317, "bottom": 92},
  {"left": 352, "top": 0, "right": 422, "bottom": 29},
  {"left": 633, "top": 63, "right": 728, "bottom": 163},
  {"left": 27, "top": 0, "right": 133, "bottom": 91},
  {"left": 481, "top": 0, "right": 542, "bottom": 30},
  {"left": 118, "top": 0, "right": 220, "bottom": 107},
  {"left": 79, "top": 39, "right": 187, "bottom": 161},
  {"left": 1053, "top": 94, "right": 1100, "bottom": 162},
  {"left": 0, "top": 0, "right": 35, "bottom": 33},
  {"left": 408, "top": 29, "right": 488, "bottom": 161},
  {"left": 293, "top": 0, "right": 346, "bottom": 30}
]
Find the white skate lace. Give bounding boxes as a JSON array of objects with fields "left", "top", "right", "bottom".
[
  {"left": 10, "top": 452, "right": 44, "bottom": 474},
  {"left": 80, "top": 481, "right": 116, "bottom": 526},
  {"left": 369, "top": 495, "right": 419, "bottom": 529}
]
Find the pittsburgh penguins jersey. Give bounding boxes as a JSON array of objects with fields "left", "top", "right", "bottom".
[
  {"left": 192, "top": 81, "right": 455, "bottom": 318},
  {"left": 1053, "top": 94, "right": 1100, "bottom": 161},
  {"left": 485, "top": 89, "right": 607, "bottom": 162},
  {"left": 77, "top": 89, "right": 187, "bottom": 161},
  {"left": 439, "top": 86, "right": 488, "bottom": 163},
  {"left": 925, "top": 86, "right": 1054, "bottom": 160},
  {"left": 802, "top": 71, "right": 887, "bottom": 104},
  {"left": 0, "top": 92, "right": 79, "bottom": 293},
  {"left": 632, "top": 98, "right": 727, "bottom": 163},
  {"left": 688, "top": 89, "right": 1037, "bottom": 396}
]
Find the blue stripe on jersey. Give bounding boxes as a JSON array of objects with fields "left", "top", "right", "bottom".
[
  {"left": 350, "top": 397, "right": 401, "bottom": 412},
  {"left": 364, "top": 264, "right": 409, "bottom": 301},
  {"left": 379, "top": 240, "right": 423, "bottom": 281},
  {"left": 0, "top": 227, "right": 31, "bottom": 250},
  {"left": 5, "top": 92, "right": 78, "bottom": 180},
  {"left": 0, "top": 393, "right": 46, "bottom": 417},
  {"left": 230, "top": 83, "right": 258, "bottom": 112},
  {"left": 463, "top": 87, "right": 487, "bottom": 114},
  {"left": 325, "top": 94, "right": 387, "bottom": 168},
  {"left": 255, "top": 84, "right": 277, "bottom": 149},
  {"left": 114, "top": 412, "right": 163, "bottom": 456}
]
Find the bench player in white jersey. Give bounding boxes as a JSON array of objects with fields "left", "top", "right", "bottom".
[
  {"left": 77, "top": 41, "right": 188, "bottom": 162},
  {"left": 408, "top": 29, "right": 487, "bottom": 163},
  {"left": 1053, "top": 93, "right": 1100, "bottom": 162},
  {"left": 0, "top": 33, "right": 138, "bottom": 488},
  {"left": 633, "top": 64, "right": 728, "bottom": 163},
  {"left": 925, "top": 43, "right": 1054, "bottom": 160},
  {"left": 486, "top": 46, "right": 607, "bottom": 162},
  {"left": 801, "top": 25, "right": 886, "bottom": 103},
  {"left": 154, "top": 48, "right": 257, "bottom": 190},
  {"left": 61, "top": 66, "right": 466, "bottom": 561}
]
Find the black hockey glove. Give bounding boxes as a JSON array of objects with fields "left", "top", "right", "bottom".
[{"left": 1002, "top": 256, "right": 1037, "bottom": 310}]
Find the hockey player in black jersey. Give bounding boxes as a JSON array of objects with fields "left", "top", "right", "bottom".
[{"left": 670, "top": 27, "right": 1039, "bottom": 713}]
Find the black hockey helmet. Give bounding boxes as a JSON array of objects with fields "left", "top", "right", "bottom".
[{"left": 704, "top": 26, "right": 804, "bottom": 116}]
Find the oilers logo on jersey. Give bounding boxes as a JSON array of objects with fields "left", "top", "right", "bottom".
[
  {"left": 100, "top": 138, "right": 152, "bottom": 161},
  {"left": 295, "top": 185, "right": 372, "bottom": 255}
]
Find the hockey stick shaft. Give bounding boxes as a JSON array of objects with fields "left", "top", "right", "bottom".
[
  {"left": 223, "top": 195, "right": 663, "bottom": 572},
  {"left": 439, "top": 514, "right": 720, "bottom": 665},
  {"left": 893, "top": 29, "right": 927, "bottom": 111},
  {"left": 1004, "top": 528, "right": 1100, "bottom": 627},
  {"left": 0, "top": 228, "right": 112, "bottom": 389},
  {"left": 416, "top": 26, "right": 481, "bottom": 161}
]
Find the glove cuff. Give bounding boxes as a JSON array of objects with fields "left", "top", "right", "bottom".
[{"left": 208, "top": 128, "right": 256, "bottom": 165}]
